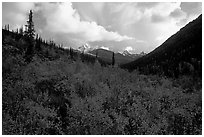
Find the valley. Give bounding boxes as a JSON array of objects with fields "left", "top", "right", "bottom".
[{"left": 2, "top": 3, "right": 202, "bottom": 135}]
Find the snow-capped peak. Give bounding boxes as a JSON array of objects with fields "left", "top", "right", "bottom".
[
  {"left": 99, "top": 46, "right": 110, "bottom": 50},
  {"left": 122, "top": 50, "right": 131, "bottom": 56},
  {"left": 78, "top": 43, "right": 91, "bottom": 53},
  {"left": 140, "top": 51, "right": 146, "bottom": 56}
]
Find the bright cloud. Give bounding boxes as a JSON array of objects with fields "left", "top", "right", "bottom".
[
  {"left": 41, "top": 2, "right": 133, "bottom": 42},
  {"left": 125, "top": 46, "right": 133, "bottom": 52}
]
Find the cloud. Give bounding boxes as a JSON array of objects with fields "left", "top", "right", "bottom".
[
  {"left": 114, "top": 2, "right": 201, "bottom": 51},
  {"left": 151, "top": 14, "right": 167, "bottom": 23},
  {"left": 2, "top": 2, "right": 202, "bottom": 53},
  {"left": 125, "top": 46, "right": 133, "bottom": 52},
  {"left": 109, "top": 3, "right": 143, "bottom": 26},
  {"left": 180, "top": 2, "right": 202, "bottom": 25},
  {"left": 72, "top": 2, "right": 105, "bottom": 23},
  {"left": 41, "top": 2, "right": 133, "bottom": 42},
  {"left": 170, "top": 8, "right": 187, "bottom": 19},
  {"left": 137, "top": 2, "right": 159, "bottom": 8},
  {"left": 180, "top": 2, "right": 202, "bottom": 16}
]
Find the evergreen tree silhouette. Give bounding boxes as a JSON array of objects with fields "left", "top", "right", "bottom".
[
  {"left": 35, "top": 34, "right": 41, "bottom": 51},
  {"left": 4, "top": 24, "right": 9, "bottom": 31},
  {"left": 19, "top": 26, "right": 24, "bottom": 35},
  {"left": 70, "top": 47, "right": 73, "bottom": 59},
  {"left": 24, "top": 10, "right": 35, "bottom": 63},
  {"left": 16, "top": 28, "right": 18, "bottom": 34},
  {"left": 112, "top": 52, "right": 115, "bottom": 67},
  {"left": 25, "top": 10, "right": 35, "bottom": 39},
  {"left": 7, "top": 24, "right": 9, "bottom": 31}
]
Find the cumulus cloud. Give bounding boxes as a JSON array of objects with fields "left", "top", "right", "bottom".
[
  {"left": 72, "top": 3, "right": 104, "bottom": 23},
  {"left": 105, "top": 2, "right": 185, "bottom": 43},
  {"left": 170, "top": 8, "right": 187, "bottom": 19},
  {"left": 41, "top": 2, "right": 133, "bottom": 42},
  {"left": 151, "top": 14, "right": 167, "bottom": 23},
  {"left": 125, "top": 46, "right": 133, "bottom": 52},
  {"left": 180, "top": 2, "right": 202, "bottom": 16},
  {"left": 109, "top": 3, "right": 143, "bottom": 26},
  {"left": 137, "top": 2, "right": 159, "bottom": 8}
]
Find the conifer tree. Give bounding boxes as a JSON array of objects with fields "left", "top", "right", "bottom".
[
  {"left": 24, "top": 10, "right": 35, "bottom": 63},
  {"left": 7, "top": 24, "right": 9, "bottom": 31},
  {"left": 112, "top": 52, "right": 115, "bottom": 67},
  {"left": 25, "top": 10, "right": 35, "bottom": 39},
  {"left": 19, "top": 26, "right": 24, "bottom": 35},
  {"left": 4, "top": 24, "right": 9, "bottom": 31},
  {"left": 16, "top": 28, "right": 18, "bottom": 34},
  {"left": 4, "top": 24, "right": 7, "bottom": 30},
  {"left": 35, "top": 34, "right": 41, "bottom": 51},
  {"left": 70, "top": 47, "right": 73, "bottom": 59}
]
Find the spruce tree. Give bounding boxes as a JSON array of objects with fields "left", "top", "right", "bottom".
[
  {"left": 25, "top": 10, "right": 35, "bottom": 39},
  {"left": 24, "top": 10, "right": 35, "bottom": 63},
  {"left": 7, "top": 24, "right": 9, "bottom": 31},
  {"left": 35, "top": 34, "right": 41, "bottom": 51},
  {"left": 19, "top": 26, "right": 24, "bottom": 35},
  {"left": 112, "top": 52, "right": 115, "bottom": 67},
  {"left": 16, "top": 28, "right": 18, "bottom": 34},
  {"left": 70, "top": 47, "right": 73, "bottom": 59}
]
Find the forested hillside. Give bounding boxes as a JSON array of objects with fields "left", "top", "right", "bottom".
[{"left": 121, "top": 15, "right": 202, "bottom": 78}]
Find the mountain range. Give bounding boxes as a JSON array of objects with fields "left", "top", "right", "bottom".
[{"left": 77, "top": 44, "right": 146, "bottom": 65}]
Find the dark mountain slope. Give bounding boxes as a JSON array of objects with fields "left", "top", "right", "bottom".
[{"left": 121, "top": 14, "right": 202, "bottom": 77}]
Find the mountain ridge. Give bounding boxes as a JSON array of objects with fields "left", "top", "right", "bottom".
[{"left": 121, "top": 14, "right": 202, "bottom": 77}]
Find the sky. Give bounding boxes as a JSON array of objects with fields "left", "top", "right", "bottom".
[{"left": 2, "top": 2, "right": 202, "bottom": 53}]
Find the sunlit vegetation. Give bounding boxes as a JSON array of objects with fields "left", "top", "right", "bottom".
[{"left": 2, "top": 29, "right": 202, "bottom": 135}]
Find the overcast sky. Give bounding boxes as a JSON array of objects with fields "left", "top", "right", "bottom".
[{"left": 2, "top": 2, "right": 202, "bottom": 53}]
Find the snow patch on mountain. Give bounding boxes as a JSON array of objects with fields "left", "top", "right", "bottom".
[
  {"left": 78, "top": 43, "right": 91, "bottom": 53},
  {"left": 122, "top": 50, "right": 131, "bottom": 56},
  {"left": 99, "top": 46, "right": 110, "bottom": 50}
]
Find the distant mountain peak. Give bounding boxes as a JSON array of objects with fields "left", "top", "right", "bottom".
[
  {"left": 139, "top": 51, "right": 146, "bottom": 56},
  {"left": 122, "top": 50, "right": 131, "bottom": 56},
  {"left": 99, "top": 46, "right": 110, "bottom": 51},
  {"left": 78, "top": 43, "right": 91, "bottom": 53}
]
